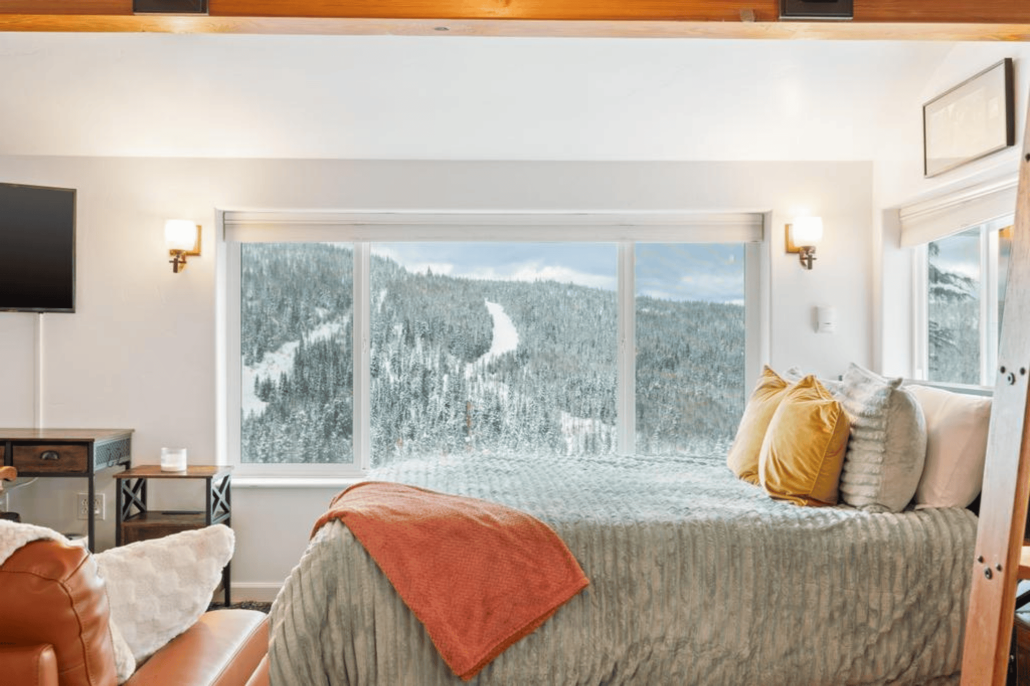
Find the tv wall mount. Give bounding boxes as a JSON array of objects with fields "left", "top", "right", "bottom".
[
  {"left": 133, "top": 0, "right": 208, "bottom": 14},
  {"left": 780, "top": 0, "right": 854, "bottom": 20}
]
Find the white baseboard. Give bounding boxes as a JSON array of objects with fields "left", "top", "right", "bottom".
[{"left": 230, "top": 582, "right": 283, "bottom": 603}]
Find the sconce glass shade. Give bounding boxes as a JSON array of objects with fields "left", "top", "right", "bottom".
[
  {"left": 791, "top": 216, "right": 824, "bottom": 246},
  {"left": 165, "top": 219, "right": 199, "bottom": 252}
]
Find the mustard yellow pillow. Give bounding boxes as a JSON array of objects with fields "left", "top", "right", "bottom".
[
  {"left": 727, "top": 366, "right": 791, "bottom": 485},
  {"left": 758, "top": 375, "right": 850, "bottom": 506}
]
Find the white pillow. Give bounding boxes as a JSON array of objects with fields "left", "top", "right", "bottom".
[
  {"left": 95, "top": 525, "right": 234, "bottom": 670},
  {"left": 907, "top": 384, "right": 992, "bottom": 508}
]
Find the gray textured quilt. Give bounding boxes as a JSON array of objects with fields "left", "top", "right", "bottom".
[{"left": 269, "top": 453, "right": 977, "bottom": 685}]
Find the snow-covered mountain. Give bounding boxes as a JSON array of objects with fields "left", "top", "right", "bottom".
[{"left": 240, "top": 244, "right": 745, "bottom": 465}]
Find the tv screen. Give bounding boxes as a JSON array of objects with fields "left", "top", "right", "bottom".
[{"left": 0, "top": 183, "right": 76, "bottom": 313}]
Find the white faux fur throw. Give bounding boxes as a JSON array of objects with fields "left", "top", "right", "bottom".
[
  {"left": 94, "top": 525, "right": 235, "bottom": 665},
  {"left": 0, "top": 519, "right": 65, "bottom": 565}
]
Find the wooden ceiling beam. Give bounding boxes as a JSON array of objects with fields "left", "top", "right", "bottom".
[
  {"left": 855, "top": 0, "right": 1030, "bottom": 24},
  {"left": 1, "top": 0, "right": 1030, "bottom": 40},
  {"left": 210, "top": 0, "right": 781, "bottom": 22}
]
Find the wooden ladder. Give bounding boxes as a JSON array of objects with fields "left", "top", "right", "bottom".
[{"left": 961, "top": 101, "right": 1030, "bottom": 685}]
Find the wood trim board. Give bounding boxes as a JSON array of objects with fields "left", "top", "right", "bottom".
[
  {"left": 1, "top": 15, "right": 1030, "bottom": 39},
  {"left": 4, "top": 0, "right": 1030, "bottom": 23},
  {"left": 2, "top": 0, "right": 1030, "bottom": 37}
]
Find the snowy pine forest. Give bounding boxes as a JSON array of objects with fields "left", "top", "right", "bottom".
[
  {"left": 240, "top": 243, "right": 745, "bottom": 466},
  {"left": 927, "top": 241, "right": 982, "bottom": 385}
]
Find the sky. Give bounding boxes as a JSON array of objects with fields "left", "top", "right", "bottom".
[
  {"left": 929, "top": 221, "right": 1011, "bottom": 330},
  {"left": 931, "top": 216, "right": 1013, "bottom": 280},
  {"left": 932, "top": 228, "right": 981, "bottom": 281},
  {"left": 371, "top": 242, "right": 746, "bottom": 304}
]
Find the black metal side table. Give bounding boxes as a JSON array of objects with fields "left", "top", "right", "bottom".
[{"left": 114, "top": 465, "right": 232, "bottom": 605}]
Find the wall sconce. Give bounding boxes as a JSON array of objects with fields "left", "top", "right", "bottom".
[
  {"left": 165, "top": 220, "right": 201, "bottom": 274},
  {"left": 786, "top": 216, "right": 823, "bottom": 270}
]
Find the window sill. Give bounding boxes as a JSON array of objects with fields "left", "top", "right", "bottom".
[
  {"left": 232, "top": 476, "right": 366, "bottom": 489},
  {"left": 903, "top": 379, "right": 994, "bottom": 397}
]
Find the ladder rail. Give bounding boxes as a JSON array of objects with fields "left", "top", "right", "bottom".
[{"left": 961, "top": 123, "right": 1030, "bottom": 684}]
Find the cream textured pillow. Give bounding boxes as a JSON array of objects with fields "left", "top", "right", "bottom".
[
  {"left": 759, "top": 375, "right": 850, "bottom": 506},
  {"left": 95, "top": 525, "right": 234, "bottom": 666},
  {"left": 784, "top": 366, "right": 843, "bottom": 396},
  {"left": 907, "top": 384, "right": 992, "bottom": 508},
  {"left": 835, "top": 363, "right": 927, "bottom": 512},
  {"left": 727, "top": 366, "right": 792, "bottom": 484}
]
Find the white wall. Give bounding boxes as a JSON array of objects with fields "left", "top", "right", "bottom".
[
  {"left": 0, "top": 34, "right": 951, "bottom": 163},
  {"left": 873, "top": 43, "right": 1030, "bottom": 377},
  {"left": 0, "top": 156, "right": 872, "bottom": 598}
]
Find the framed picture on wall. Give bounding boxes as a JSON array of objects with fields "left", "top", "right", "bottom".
[{"left": 923, "top": 58, "right": 1015, "bottom": 178}]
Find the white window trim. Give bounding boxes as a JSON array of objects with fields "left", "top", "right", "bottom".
[
  {"left": 984, "top": 228, "right": 1001, "bottom": 383},
  {"left": 224, "top": 211, "right": 765, "bottom": 479},
  {"left": 911, "top": 244, "right": 929, "bottom": 381},
  {"left": 899, "top": 173, "right": 1017, "bottom": 248},
  {"left": 355, "top": 242, "right": 372, "bottom": 472}
]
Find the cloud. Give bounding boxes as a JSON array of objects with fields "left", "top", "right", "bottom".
[
  {"left": 373, "top": 242, "right": 744, "bottom": 303},
  {"left": 454, "top": 263, "right": 614, "bottom": 291},
  {"left": 372, "top": 245, "right": 455, "bottom": 276},
  {"left": 934, "top": 258, "right": 978, "bottom": 280}
]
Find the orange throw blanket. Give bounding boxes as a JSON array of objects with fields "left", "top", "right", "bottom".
[{"left": 311, "top": 481, "right": 589, "bottom": 681}]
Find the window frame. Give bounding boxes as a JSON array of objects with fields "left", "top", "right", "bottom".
[{"left": 224, "top": 212, "right": 764, "bottom": 478}]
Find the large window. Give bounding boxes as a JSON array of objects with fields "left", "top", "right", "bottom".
[
  {"left": 227, "top": 214, "right": 762, "bottom": 475},
  {"left": 919, "top": 216, "right": 1011, "bottom": 386}
]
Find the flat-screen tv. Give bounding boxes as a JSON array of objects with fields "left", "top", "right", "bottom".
[{"left": 0, "top": 183, "right": 76, "bottom": 313}]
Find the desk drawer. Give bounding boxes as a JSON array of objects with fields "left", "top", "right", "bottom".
[{"left": 13, "top": 444, "right": 88, "bottom": 474}]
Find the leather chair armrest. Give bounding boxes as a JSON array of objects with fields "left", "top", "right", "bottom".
[
  {"left": 244, "top": 655, "right": 269, "bottom": 686},
  {"left": 125, "top": 610, "right": 268, "bottom": 686},
  {"left": 0, "top": 644, "right": 59, "bottom": 686}
]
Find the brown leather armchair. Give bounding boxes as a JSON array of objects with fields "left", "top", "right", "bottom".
[{"left": 0, "top": 535, "right": 270, "bottom": 686}]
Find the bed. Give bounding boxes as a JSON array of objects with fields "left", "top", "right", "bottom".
[{"left": 268, "top": 450, "right": 977, "bottom": 685}]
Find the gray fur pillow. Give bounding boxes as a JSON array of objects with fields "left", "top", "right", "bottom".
[{"left": 835, "top": 363, "right": 927, "bottom": 511}]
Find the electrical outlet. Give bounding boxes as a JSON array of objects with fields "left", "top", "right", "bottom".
[{"left": 77, "top": 493, "right": 105, "bottom": 520}]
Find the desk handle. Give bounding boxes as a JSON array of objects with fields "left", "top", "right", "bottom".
[{"left": 39, "top": 450, "right": 60, "bottom": 461}]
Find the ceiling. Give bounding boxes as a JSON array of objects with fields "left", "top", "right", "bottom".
[{"left": 0, "top": 33, "right": 961, "bottom": 160}]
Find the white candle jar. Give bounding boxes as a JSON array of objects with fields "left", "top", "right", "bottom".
[{"left": 160, "top": 447, "right": 188, "bottom": 472}]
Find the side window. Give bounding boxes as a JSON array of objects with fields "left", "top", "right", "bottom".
[
  {"left": 927, "top": 228, "right": 981, "bottom": 384},
  {"left": 923, "top": 217, "right": 1012, "bottom": 386}
]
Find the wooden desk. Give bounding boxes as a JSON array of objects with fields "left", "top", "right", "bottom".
[
  {"left": 114, "top": 465, "right": 233, "bottom": 605},
  {"left": 0, "top": 428, "right": 133, "bottom": 551}
]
